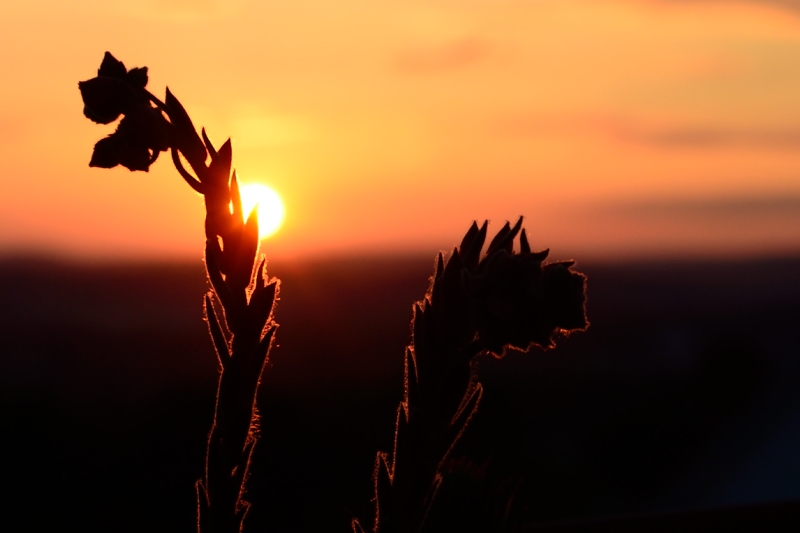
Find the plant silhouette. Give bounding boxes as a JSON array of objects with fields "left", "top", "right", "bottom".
[
  {"left": 80, "top": 52, "right": 587, "bottom": 533},
  {"left": 353, "top": 218, "right": 587, "bottom": 533},
  {"left": 82, "top": 52, "right": 278, "bottom": 533}
]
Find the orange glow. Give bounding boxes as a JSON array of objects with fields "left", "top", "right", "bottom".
[{"left": 3, "top": 1, "right": 800, "bottom": 261}]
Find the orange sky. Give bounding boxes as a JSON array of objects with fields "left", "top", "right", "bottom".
[{"left": 3, "top": 0, "right": 800, "bottom": 262}]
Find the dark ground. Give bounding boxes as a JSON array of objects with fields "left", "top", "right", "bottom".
[{"left": 2, "top": 253, "right": 800, "bottom": 532}]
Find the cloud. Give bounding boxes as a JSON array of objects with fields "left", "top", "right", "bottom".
[
  {"left": 659, "top": 0, "right": 800, "bottom": 14},
  {"left": 492, "top": 114, "right": 630, "bottom": 139},
  {"left": 637, "top": 127, "right": 800, "bottom": 149},
  {"left": 110, "top": 0, "right": 247, "bottom": 21},
  {"left": 492, "top": 113, "right": 800, "bottom": 150},
  {"left": 394, "top": 37, "right": 488, "bottom": 75},
  {"left": 601, "top": 194, "right": 800, "bottom": 219}
]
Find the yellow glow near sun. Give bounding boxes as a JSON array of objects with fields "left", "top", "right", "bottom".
[{"left": 239, "top": 183, "right": 285, "bottom": 239}]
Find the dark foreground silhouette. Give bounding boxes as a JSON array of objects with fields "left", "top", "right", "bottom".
[
  {"left": 2, "top": 253, "right": 800, "bottom": 531},
  {"left": 77, "top": 53, "right": 590, "bottom": 533}
]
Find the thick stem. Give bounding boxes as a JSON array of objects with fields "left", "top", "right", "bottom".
[{"left": 198, "top": 271, "right": 276, "bottom": 533}]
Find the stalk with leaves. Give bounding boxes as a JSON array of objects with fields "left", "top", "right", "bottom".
[
  {"left": 79, "top": 52, "right": 278, "bottom": 533},
  {"left": 354, "top": 217, "right": 587, "bottom": 533}
]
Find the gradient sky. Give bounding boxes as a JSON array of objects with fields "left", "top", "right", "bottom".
[{"left": 3, "top": 0, "right": 800, "bottom": 262}]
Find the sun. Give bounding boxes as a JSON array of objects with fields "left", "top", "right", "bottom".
[{"left": 238, "top": 183, "right": 285, "bottom": 239}]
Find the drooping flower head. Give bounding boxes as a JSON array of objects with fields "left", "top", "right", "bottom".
[{"left": 79, "top": 52, "right": 170, "bottom": 171}]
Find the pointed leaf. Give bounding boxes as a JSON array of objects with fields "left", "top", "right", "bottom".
[
  {"left": 253, "top": 325, "right": 277, "bottom": 371},
  {"left": 519, "top": 228, "right": 531, "bottom": 254},
  {"left": 430, "top": 254, "right": 445, "bottom": 306},
  {"left": 248, "top": 256, "right": 270, "bottom": 306},
  {"left": 230, "top": 170, "right": 243, "bottom": 222},
  {"left": 207, "top": 138, "right": 233, "bottom": 188},
  {"left": 202, "top": 128, "right": 218, "bottom": 158},
  {"left": 460, "top": 221, "right": 487, "bottom": 270},
  {"left": 441, "top": 247, "right": 463, "bottom": 289},
  {"left": 484, "top": 222, "right": 508, "bottom": 256},
  {"left": 486, "top": 217, "right": 523, "bottom": 256},
  {"left": 243, "top": 204, "right": 260, "bottom": 255},
  {"left": 228, "top": 207, "right": 259, "bottom": 292},
  {"left": 249, "top": 280, "right": 278, "bottom": 330},
  {"left": 234, "top": 501, "right": 251, "bottom": 526},
  {"left": 371, "top": 452, "right": 393, "bottom": 533},
  {"left": 252, "top": 257, "right": 268, "bottom": 292},
  {"left": 164, "top": 87, "right": 206, "bottom": 167},
  {"left": 205, "top": 239, "right": 235, "bottom": 312},
  {"left": 412, "top": 302, "right": 427, "bottom": 362},
  {"left": 419, "top": 474, "right": 443, "bottom": 532},
  {"left": 392, "top": 403, "right": 408, "bottom": 477},
  {"left": 444, "top": 383, "right": 483, "bottom": 460},
  {"left": 232, "top": 438, "right": 256, "bottom": 489},
  {"left": 375, "top": 451, "right": 394, "bottom": 510},
  {"left": 435, "top": 252, "right": 445, "bottom": 281},
  {"left": 350, "top": 518, "right": 366, "bottom": 533},
  {"left": 170, "top": 148, "right": 204, "bottom": 193},
  {"left": 451, "top": 382, "right": 483, "bottom": 430},
  {"left": 204, "top": 293, "right": 230, "bottom": 369},
  {"left": 404, "top": 347, "right": 419, "bottom": 413},
  {"left": 459, "top": 221, "right": 479, "bottom": 253},
  {"left": 531, "top": 248, "right": 550, "bottom": 261}
]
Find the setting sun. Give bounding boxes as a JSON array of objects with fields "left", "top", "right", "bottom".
[{"left": 239, "top": 183, "right": 285, "bottom": 239}]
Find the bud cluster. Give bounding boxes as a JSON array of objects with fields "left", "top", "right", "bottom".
[{"left": 461, "top": 217, "right": 587, "bottom": 354}]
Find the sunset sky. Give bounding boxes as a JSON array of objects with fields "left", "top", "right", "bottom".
[{"left": 3, "top": 0, "right": 800, "bottom": 262}]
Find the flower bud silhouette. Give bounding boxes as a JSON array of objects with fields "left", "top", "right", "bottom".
[{"left": 464, "top": 219, "right": 587, "bottom": 353}]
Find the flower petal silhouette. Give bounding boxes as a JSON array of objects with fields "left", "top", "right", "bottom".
[
  {"left": 89, "top": 107, "right": 170, "bottom": 171},
  {"left": 125, "top": 67, "right": 149, "bottom": 89},
  {"left": 79, "top": 76, "right": 136, "bottom": 125},
  {"left": 97, "top": 51, "right": 127, "bottom": 79}
]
